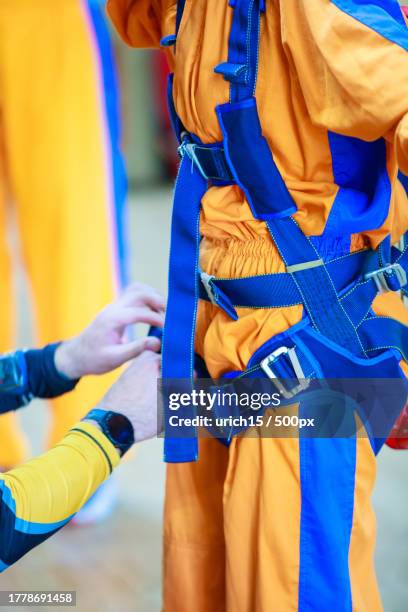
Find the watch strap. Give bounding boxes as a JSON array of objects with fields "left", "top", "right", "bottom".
[{"left": 84, "top": 408, "right": 135, "bottom": 456}]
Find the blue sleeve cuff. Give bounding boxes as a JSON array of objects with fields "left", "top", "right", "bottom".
[
  {"left": 0, "top": 343, "right": 80, "bottom": 413},
  {"left": 25, "top": 343, "right": 80, "bottom": 399}
]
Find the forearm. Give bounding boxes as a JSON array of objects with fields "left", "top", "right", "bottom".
[
  {"left": 0, "top": 422, "right": 119, "bottom": 571},
  {"left": 0, "top": 343, "right": 79, "bottom": 414}
]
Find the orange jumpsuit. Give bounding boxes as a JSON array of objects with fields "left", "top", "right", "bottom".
[{"left": 108, "top": 1, "right": 408, "bottom": 610}]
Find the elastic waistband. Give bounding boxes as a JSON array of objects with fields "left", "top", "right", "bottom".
[{"left": 201, "top": 233, "right": 369, "bottom": 263}]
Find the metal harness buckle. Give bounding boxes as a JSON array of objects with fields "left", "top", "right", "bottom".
[
  {"left": 187, "top": 143, "right": 211, "bottom": 181},
  {"left": 200, "top": 272, "right": 218, "bottom": 305},
  {"left": 260, "top": 346, "right": 310, "bottom": 400},
  {"left": 365, "top": 263, "right": 407, "bottom": 294},
  {"left": 178, "top": 139, "right": 211, "bottom": 181},
  {"left": 178, "top": 134, "right": 230, "bottom": 182}
]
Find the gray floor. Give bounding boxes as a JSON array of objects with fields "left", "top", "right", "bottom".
[{"left": 1, "top": 188, "right": 407, "bottom": 611}]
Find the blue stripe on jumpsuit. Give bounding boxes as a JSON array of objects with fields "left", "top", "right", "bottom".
[
  {"left": 330, "top": 0, "right": 408, "bottom": 50},
  {"left": 322, "top": 0, "right": 408, "bottom": 247},
  {"left": 298, "top": 408, "right": 357, "bottom": 612}
]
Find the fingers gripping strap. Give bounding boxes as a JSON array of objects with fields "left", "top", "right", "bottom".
[{"left": 162, "top": 157, "right": 207, "bottom": 462}]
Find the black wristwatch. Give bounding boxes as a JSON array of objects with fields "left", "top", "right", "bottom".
[{"left": 84, "top": 409, "right": 135, "bottom": 457}]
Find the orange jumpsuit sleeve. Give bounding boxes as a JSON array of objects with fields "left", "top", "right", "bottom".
[
  {"left": 280, "top": 0, "right": 408, "bottom": 171},
  {"left": 107, "top": 0, "right": 175, "bottom": 49}
]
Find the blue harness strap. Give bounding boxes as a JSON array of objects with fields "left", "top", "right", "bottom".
[
  {"left": 162, "top": 0, "right": 408, "bottom": 464},
  {"left": 267, "top": 219, "right": 366, "bottom": 353},
  {"left": 214, "top": 0, "right": 265, "bottom": 103},
  {"left": 199, "top": 245, "right": 408, "bottom": 330},
  {"left": 162, "top": 155, "right": 207, "bottom": 462}
]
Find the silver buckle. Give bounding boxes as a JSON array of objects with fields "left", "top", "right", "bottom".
[
  {"left": 395, "top": 236, "right": 406, "bottom": 253},
  {"left": 365, "top": 263, "right": 407, "bottom": 294},
  {"left": 178, "top": 141, "right": 210, "bottom": 181},
  {"left": 260, "top": 346, "right": 310, "bottom": 400},
  {"left": 201, "top": 272, "right": 218, "bottom": 305}
]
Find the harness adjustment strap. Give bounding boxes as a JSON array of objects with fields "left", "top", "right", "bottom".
[{"left": 214, "top": 62, "right": 248, "bottom": 84}]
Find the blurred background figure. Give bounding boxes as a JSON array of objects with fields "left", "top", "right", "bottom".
[{"left": 0, "top": 0, "right": 128, "bottom": 467}]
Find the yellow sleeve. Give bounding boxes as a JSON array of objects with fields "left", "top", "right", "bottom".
[
  {"left": 280, "top": 0, "right": 408, "bottom": 169},
  {"left": 107, "top": 0, "right": 176, "bottom": 49},
  {"left": 0, "top": 423, "right": 119, "bottom": 571}
]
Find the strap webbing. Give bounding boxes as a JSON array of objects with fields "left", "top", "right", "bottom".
[
  {"left": 267, "top": 218, "right": 365, "bottom": 354},
  {"left": 162, "top": 156, "right": 207, "bottom": 462},
  {"left": 199, "top": 249, "right": 373, "bottom": 310},
  {"left": 359, "top": 317, "right": 408, "bottom": 361},
  {"left": 214, "top": 0, "right": 264, "bottom": 102}
]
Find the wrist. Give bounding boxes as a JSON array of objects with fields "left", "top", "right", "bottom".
[
  {"left": 54, "top": 338, "right": 84, "bottom": 380},
  {"left": 82, "top": 418, "right": 122, "bottom": 460},
  {"left": 83, "top": 408, "right": 135, "bottom": 457}
]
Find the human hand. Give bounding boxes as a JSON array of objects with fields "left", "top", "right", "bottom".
[
  {"left": 92, "top": 350, "right": 162, "bottom": 443},
  {"left": 54, "top": 283, "right": 164, "bottom": 380}
]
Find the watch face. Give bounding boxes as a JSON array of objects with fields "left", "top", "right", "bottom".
[{"left": 106, "top": 413, "right": 134, "bottom": 446}]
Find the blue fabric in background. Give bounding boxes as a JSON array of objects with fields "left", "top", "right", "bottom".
[{"left": 86, "top": 1, "right": 129, "bottom": 288}]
